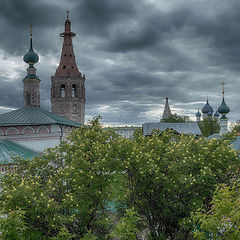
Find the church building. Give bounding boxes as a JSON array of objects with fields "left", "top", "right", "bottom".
[{"left": 0, "top": 16, "right": 83, "bottom": 172}]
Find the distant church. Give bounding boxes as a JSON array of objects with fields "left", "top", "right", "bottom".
[{"left": 0, "top": 14, "right": 84, "bottom": 171}]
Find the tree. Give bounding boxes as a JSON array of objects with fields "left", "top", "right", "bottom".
[
  {"left": 192, "top": 181, "right": 240, "bottom": 240},
  {"left": 0, "top": 119, "right": 239, "bottom": 240},
  {"left": 111, "top": 208, "right": 142, "bottom": 240},
  {"left": 161, "top": 113, "right": 191, "bottom": 123},
  {"left": 115, "top": 130, "right": 239, "bottom": 239},
  {"left": 198, "top": 117, "right": 220, "bottom": 137},
  {"left": 231, "top": 124, "right": 240, "bottom": 133},
  {"left": 0, "top": 117, "right": 119, "bottom": 239}
]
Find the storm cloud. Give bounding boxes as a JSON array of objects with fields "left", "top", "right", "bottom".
[{"left": 0, "top": 0, "right": 240, "bottom": 125}]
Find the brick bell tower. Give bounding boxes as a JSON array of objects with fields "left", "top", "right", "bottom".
[{"left": 51, "top": 11, "right": 85, "bottom": 124}]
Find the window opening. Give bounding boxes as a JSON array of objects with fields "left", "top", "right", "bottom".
[
  {"left": 72, "top": 85, "right": 76, "bottom": 97},
  {"left": 61, "top": 85, "right": 65, "bottom": 98}
]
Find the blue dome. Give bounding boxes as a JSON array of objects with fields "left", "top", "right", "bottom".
[
  {"left": 196, "top": 110, "right": 201, "bottom": 117},
  {"left": 23, "top": 38, "right": 39, "bottom": 64},
  {"left": 214, "top": 111, "right": 219, "bottom": 117},
  {"left": 207, "top": 111, "right": 213, "bottom": 116},
  {"left": 202, "top": 99, "right": 214, "bottom": 114}
]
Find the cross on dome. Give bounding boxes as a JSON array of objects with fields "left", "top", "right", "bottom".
[
  {"left": 221, "top": 82, "right": 225, "bottom": 97},
  {"left": 66, "top": 10, "right": 70, "bottom": 19}
]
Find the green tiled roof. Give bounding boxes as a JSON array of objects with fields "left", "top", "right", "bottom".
[
  {"left": 0, "top": 107, "right": 81, "bottom": 127},
  {"left": 0, "top": 140, "right": 39, "bottom": 164}
]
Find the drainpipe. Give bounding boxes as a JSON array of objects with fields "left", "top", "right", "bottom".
[{"left": 59, "top": 125, "right": 63, "bottom": 143}]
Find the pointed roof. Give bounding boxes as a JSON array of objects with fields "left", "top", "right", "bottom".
[
  {"left": 55, "top": 13, "right": 81, "bottom": 77},
  {"left": 162, "top": 97, "right": 172, "bottom": 119},
  {"left": 0, "top": 107, "right": 81, "bottom": 127}
]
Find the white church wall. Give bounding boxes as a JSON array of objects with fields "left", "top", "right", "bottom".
[{"left": 12, "top": 138, "right": 61, "bottom": 152}]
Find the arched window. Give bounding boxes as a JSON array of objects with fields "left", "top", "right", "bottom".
[
  {"left": 61, "top": 85, "right": 65, "bottom": 98},
  {"left": 72, "top": 84, "right": 77, "bottom": 97}
]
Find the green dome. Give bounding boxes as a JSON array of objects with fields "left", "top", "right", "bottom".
[
  {"left": 217, "top": 97, "right": 230, "bottom": 114},
  {"left": 23, "top": 38, "right": 39, "bottom": 64}
]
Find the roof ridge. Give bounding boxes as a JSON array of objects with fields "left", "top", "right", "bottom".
[{"left": 0, "top": 107, "right": 81, "bottom": 127}]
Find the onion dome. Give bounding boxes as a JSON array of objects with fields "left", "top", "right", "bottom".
[
  {"left": 214, "top": 111, "right": 219, "bottom": 117},
  {"left": 202, "top": 99, "right": 214, "bottom": 114},
  {"left": 23, "top": 33, "right": 39, "bottom": 64},
  {"left": 196, "top": 110, "right": 201, "bottom": 117},
  {"left": 218, "top": 97, "right": 230, "bottom": 115},
  {"left": 207, "top": 111, "right": 213, "bottom": 116}
]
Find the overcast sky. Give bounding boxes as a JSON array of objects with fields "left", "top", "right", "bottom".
[{"left": 0, "top": 0, "right": 240, "bottom": 125}]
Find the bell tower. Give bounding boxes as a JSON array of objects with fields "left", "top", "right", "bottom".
[
  {"left": 51, "top": 11, "right": 85, "bottom": 124},
  {"left": 23, "top": 25, "right": 40, "bottom": 107}
]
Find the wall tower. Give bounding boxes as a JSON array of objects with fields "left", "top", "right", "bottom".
[{"left": 51, "top": 12, "right": 85, "bottom": 124}]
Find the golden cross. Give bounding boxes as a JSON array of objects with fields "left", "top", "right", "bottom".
[
  {"left": 221, "top": 82, "right": 225, "bottom": 97},
  {"left": 66, "top": 10, "right": 70, "bottom": 19}
]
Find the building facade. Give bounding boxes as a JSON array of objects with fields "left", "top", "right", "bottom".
[
  {"left": 0, "top": 27, "right": 81, "bottom": 172},
  {"left": 110, "top": 126, "right": 140, "bottom": 138}
]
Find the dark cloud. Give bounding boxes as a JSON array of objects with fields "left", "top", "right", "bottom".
[
  {"left": 0, "top": 0, "right": 240, "bottom": 125},
  {"left": 0, "top": 0, "right": 64, "bottom": 55},
  {"left": 73, "top": 0, "right": 137, "bottom": 36}
]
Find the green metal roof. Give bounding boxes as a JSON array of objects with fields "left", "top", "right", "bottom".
[
  {"left": 0, "top": 107, "right": 81, "bottom": 127},
  {"left": 0, "top": 140, "right": 39, "bottom": 164}
]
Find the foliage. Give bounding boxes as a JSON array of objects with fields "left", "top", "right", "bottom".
[
  {"left": 50, "top": 227, "right": 74, "bottom": 240},
  {"left": 115, "top": 130, "right": 240, "bottom": 239},
  {"left": 231, "top": 124, "right": 240, "bottom": 133},
  {"left": 161, "top": 113, "right": 190, "bottom": 123},
  {"left": 79, "top": 231, "right": 98, "bottom": 240},
  {"left": 111, "top": 208, "right": 142, "bottom": 240},
  {"left": 198, "top": 117, "right": 220, "bottom": 137},
  {"left": 192, "top": 181, "right": 240, "bottom": 240},
  {"left": 0, "top": 210, "right": 26, "bottom": 240},
  {"left": 0, "top": 118, "right": 239, "bottom": 240},
  {"left": 0, "top": 117, "right": 119, "bottom": 239}
]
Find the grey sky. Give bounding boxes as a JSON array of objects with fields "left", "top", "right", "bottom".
[{"left": 0, "top": 0, "right": 239, "bottom": 125}]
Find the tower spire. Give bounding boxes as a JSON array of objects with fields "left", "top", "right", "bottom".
[
  {"left": 161, "top": 97, "right": 172, "bottom": 120},
  {"left": 54, "top": 13, "right": 80, "bottom": 76},
  {"left": 51, "top": 16, "right": 86, "bottom": 124},
  {"left": 22, "top": 26, "right": 40, "bottom": 107},
  {"left": 218, "top": 83, "right": 230, "bottom": 135}
]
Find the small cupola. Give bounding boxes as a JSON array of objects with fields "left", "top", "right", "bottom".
[
  {"left": 196, "top": 110, "right": 201, "bottom": 117},
  {"left": 217, "top": 83, "right": 230, "bottom": 119},
  {"left": 23, "top": 26, "right": 39, "bottom": 65}
]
